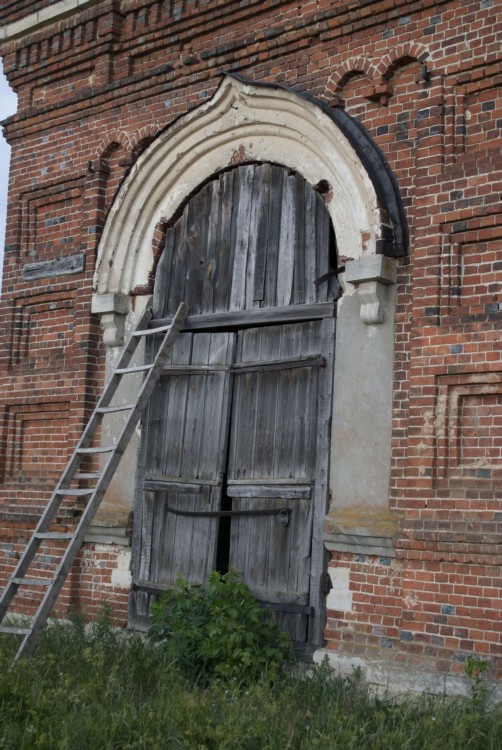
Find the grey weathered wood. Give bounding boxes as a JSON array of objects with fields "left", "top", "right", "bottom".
[
  {"left": 218, "top": 169, "right": 236, "bottom": 313},
  {"left": 131, "top": 163, "right": 337, "bottom": 651},
  {"left": 144, "top": 479, "right": 214, "bottom": 492},
  {"left": 277, "top": 171, "right": 295, "bottom": 307},
  {"left": 150, "top": 302, "right": 334, "bottom": 332},
  {"left": 0, "top": 626, "right": 31, "bottom": 636},
  {"left": 252, "top": 163, "right": 270, "bottom": 302},
  {"left": 203, "top": 177, "right": 221, "bottom": 313},
  {"left": 154, "top": 164, "right": 333, "bottom": 320},
  {"left": 12, "top": 577, "right": 51, "bottom": 587},
  {"left": 226, "top": 484, "right": 311, "bottom": 499},
  {"left": 230, "top": 166, "right": 254, "bottom": 310},
  {"left": 264, "top": 166, "right": 283, "bottom": 306},
  {"left": 228, "top": 477, "right": 313, "bottom": 486},
  {"left": 293, "top": 173, "right": 306, "bottom": 305},
  {"left": 231, "top": 354, "right": 325, "bottom": 374},
  {"left": 129, "top": 330, "right": 236, "bottom": 621},
  {"left": 308, "top": 315, "right": 335, "bottom": 646},
  {"left": 255, "top": 591, "right": 309, "bottom": 606},
  {"left": 226, "top": 321, "right": 323, "bottom": 643},
  {"left": 22, "top": 253, "right": 85, "bottom": 280}
]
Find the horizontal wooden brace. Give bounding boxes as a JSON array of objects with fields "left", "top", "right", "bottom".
[
  {"left": 160, "top": 356, "right": 324, "bottom": 376},
  {"left": 12, "top": 577, "right": 51, "bottom": 587},
  {"left": 0, "top": 625, "right": 32, "bottom": 636},
  {"left": 144, "top": 477, "right": 220, "bottom": 492},
  {"left": 150, "top": 302, "right": 335, "bottom": 332},
  {"left": 227, "top": 484, "right": 311, "bottom": 499},
  {"left": 162, "top": 505, "right": 292, "bottom": 520}
]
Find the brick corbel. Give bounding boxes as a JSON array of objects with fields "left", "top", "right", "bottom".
[{"left": 345, "top": 255, "right": 396, "bottom": 324}]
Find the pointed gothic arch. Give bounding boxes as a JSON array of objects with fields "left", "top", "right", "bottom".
[
  {"left": 93, "top": 74, "right": 407, "bottom": 299},
  {"left": 91, "top": 77, "right": 405, "bottom": 636}
]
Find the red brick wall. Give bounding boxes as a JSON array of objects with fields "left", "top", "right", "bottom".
[{"left": 0, "top": 0, "right": 500, "bottom": 676}]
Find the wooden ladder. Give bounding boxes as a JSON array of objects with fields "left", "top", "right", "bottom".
[{"left": 0, "top": 302, "right": 188, "bottom": 663}]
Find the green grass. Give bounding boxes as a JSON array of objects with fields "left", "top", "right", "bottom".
[{"left": 0, "top": 609, "right": 501, "bottom": 749}]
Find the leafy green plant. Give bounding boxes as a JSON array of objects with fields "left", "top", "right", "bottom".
[
  {"left": 148, "top": 569, "right": 292, "bottom": 683},
  {"left": 1, "top": 611, "right": 502, "bottom": 749},
  {"left": 465, "top": 655, "right": 492, "bottom": 708}
]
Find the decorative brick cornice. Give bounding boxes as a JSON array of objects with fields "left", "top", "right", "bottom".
[{"left": 0, "top": 0, "right": 106, "bottom": 45}]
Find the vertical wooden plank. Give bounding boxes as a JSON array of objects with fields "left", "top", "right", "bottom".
[
  {"left": 154, "top": 333, "right": 193, "bottom": 477},
  {"left": 153, "top": 227, "right": 175, "bottom": 316},
  {"left": 166, "top": 214, "right": 186, "bottom": 316},
  {"left": 218, "top": 170, "right": 238, "bottom": 313},
  {"left": 180, "top": 333, "right": 211, "bottom": 479},
  {"left": 309, "top": 315, "right": 335, "bottom": 646},
  {"left": 315, "top": 191, "right": 330, "bottom": 303},
  {"left": 137, "top": 490, "right": 155, "bottom": 588},
  {"left": 304, "top": 181, "right": 318, "bottom": 305},
  {"left": 276, "top": 172, "right": 296, "bottom": 308},
  {"left": 230, "top": 166, "right": 254, "bottom": 310},
  {"left": 292, "top": 173, "right": 306, "bottom": 306},
  {"left": 264, "top": 165, "right": 283, "bottom": 308},
  {"left": 252, "top": 163, "right": 271, "bottom": 304},
  {"left": 196, "top": 333, "right": 235, "bottom": 479},
  {"left": 184, "top": 186, "right": 209, "bottom": 315},
  {"left": 203, "top": 178, "right": 222, "bottom": 314}
]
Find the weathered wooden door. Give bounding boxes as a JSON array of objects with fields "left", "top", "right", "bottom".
[{"left": 130, "top": 164, "right": 337, "bottom": 653}]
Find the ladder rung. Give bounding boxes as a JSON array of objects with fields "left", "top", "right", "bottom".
[
  {"left": 0, "top": 302, "right": 188, "bottom": 663},
  {"left": 96, "top": 404, "right": 135, "bottom": 414},
  {"left": 0, "top": 625, "right": 32, "bottom": 636},
  {"left": 12, "top": 577, "right": 52, "bottom": 587},
  {"left": 55, "top": 488, "right": 95, "bottom": 497},
  {"left": 115, "top": 364, "right": 152, "bottom": 374},
  {"left": 133, "top": 323, "right": 172, "bottom": 336},
  {"left": 77, "top": 446, "right": 115, "bottom": 454}
]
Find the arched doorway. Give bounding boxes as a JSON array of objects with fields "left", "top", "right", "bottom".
[{"left": 129, "top": 163, "right": 337, "bottom": 653}]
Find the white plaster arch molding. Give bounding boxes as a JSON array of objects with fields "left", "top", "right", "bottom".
[
  {"left": 93, "top": 74, "right": 404, "bottom": 320},
  {"left": 90, "top": 75, "right": 403, "bottom": 561}
]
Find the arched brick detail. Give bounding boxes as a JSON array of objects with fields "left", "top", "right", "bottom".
[
  {"left": 377, "top": 43, "right": 429, "bottom": 79},
  {"left": 327, "top": 56, "right": 377, "bottom": 95},
  {"left": 129, "top": 125, "right": 161, "bottom": 156},
  {"left": 96, "top": 131, "right": 133, "bottom": 160}
]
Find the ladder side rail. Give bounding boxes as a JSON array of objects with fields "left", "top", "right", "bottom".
[
  {"left": 54, "top": 306, "right": 155, "bottom": 459},
  {"left": 57, "top": 301, "right": 189, "bottom": 546},
  {"left": 9, "top": 303, "right": 188, "bottom": 660},
  {"left": 30, "top": 307, "right": 155, "bottom": 517},
  {"left": 0, "top": 306, "right": 154, "bottom": 627}
]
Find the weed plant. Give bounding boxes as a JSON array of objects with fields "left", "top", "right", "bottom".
[
  {"left": 148, "top": 569, "right": 292, "bottom": 684},
  {"left": 0, "top": 607, "right": 501, "bottom": 749}
]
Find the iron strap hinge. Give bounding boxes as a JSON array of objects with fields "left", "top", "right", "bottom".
[{"left": 164, "top": 505, "right": 292, "bottom": 526}]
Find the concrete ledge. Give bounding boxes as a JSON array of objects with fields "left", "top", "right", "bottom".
[
  {"left": 313, "top": 648, "right": 502, "bottom": 701},
  {"left": 345, "top": 255, "right": 396, "bottom": 286},
  {"left": 324, "top": 509, "right": 401, "bottom": 557},
  {"left": 85, "top": 525, "right": 131, "bottom": 546}
]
